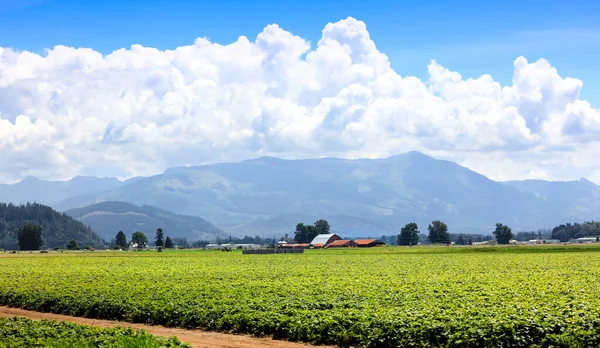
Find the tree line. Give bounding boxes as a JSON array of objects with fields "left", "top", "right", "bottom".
[
  {"left": 396, "top": 221, "right": 514, "bottom": 245},
  {"left": 108, "top": 228, "right": 177, "bottom": 250},
  {"left": 551, "top": 221, "right": 600, "bottom": 242}
]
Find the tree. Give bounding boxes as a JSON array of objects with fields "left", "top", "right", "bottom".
[
  {"left": 494, "top": 223, "right": 513, "bottom": 244},
  {"left": 314, "top": 219, "right": 331, "bottom": 235},
  {"left": 164, "top": 236, "right": 174, "bottom": 249},
  {"left": 115, "top": 231, "right": 127, "bottom": 249},
  {"left": 294, "top": 223, "right": 308, "bottom": 243},
  {"left": 67, "top": 239, "right": 79, "bottom": 250},
  {"left": 306, "top": 225, "right": 319, "bottom": 242},
  {"left": 428, "top": 220, "right": 450, "bottom": 244},
  {"left": 131, "top": 231, "right": 148, "bottom": 248},
  {"left": 456, "top": 234, "right": 466, "bottom": 245},
  {"left": 18, "top": 224, "right": 43, "bottom": 251},
  {"left": 398, "top": 222, "right": 419, "bottom": 246},
  {"left": 155, "top": 228, "right": 164, "bottom": 247}
]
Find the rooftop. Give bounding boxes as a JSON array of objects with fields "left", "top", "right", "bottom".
[
  {"left": 327, "top": 240, "right": 353, "bottom": 247},
  {"left": 310, "top": 234, "right": 340, "bottom": 245}
]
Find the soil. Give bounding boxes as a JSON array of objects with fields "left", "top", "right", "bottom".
[{"left": 0, "top": 306, "right": 336, "bottom": 348}]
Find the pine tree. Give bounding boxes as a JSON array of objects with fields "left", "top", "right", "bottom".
[
  {"left": 155, "top": 228, "right": 164, "bottom": 247},
  {"left": 115, "top": 231, "right": 128, "bottom": 249},
  {"left": 164, "top": 236, "right": 174, "bottom": 249}
]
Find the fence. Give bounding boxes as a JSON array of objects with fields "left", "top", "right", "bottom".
[{"left": 242, "top": 249, "right": 305, "bottom": 255}]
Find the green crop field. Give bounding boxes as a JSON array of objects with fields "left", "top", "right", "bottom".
[
  {"left": 0, "top": 317, "right": 189, "bottom": 348},
  {"left": 1, "top": 246, "right": 600, "bottom": 347}
]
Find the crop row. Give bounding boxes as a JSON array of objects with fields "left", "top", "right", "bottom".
[
  {"left": 1, "top": 247, "right": 600, "bottom": 347},
  {"left": 0, "top": 316, "right": 189, "bottom": 348}
]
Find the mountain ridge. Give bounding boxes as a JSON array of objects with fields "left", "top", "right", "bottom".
[{"left": 2, "top": 152, "right": 599, "bottom": 237}]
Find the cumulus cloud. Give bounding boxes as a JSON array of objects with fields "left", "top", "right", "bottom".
[{"left": 1, "top": 17, "right": 599, "bottom": 183}]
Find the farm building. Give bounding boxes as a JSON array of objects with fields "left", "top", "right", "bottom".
[
  {"left": 327, "top": 240, "right": 356, "bottom": 248},
  {"left": 354, "top": 239, "right": 385, "bottom": 247},
  {"left": 279, "top": 243, "right": 311, "bottom": 249},
  {"left": 573, "top": 237, "right": 598, "bottom": 243},
  {"left": 527, "top": 239, "right": 561, "bottom": 244},
  {"left": 472, "top": 240, "right": 497, "bottom": 246},
  {"left": 310, "top": 234, "right": 342, "bottom": 246}
]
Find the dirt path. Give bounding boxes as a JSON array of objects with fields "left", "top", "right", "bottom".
[{"left": 0, "top": 306, "right": 336, "bottom": 348}]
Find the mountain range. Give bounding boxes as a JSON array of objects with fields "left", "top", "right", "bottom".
[{"left": 1, "top": 151, "right": 599, "bottom": 238}]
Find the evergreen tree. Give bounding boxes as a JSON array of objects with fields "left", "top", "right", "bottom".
[
  {"left": 164, "top": 236, "right": 174, "bottom": 248},
  {"left": 115, "top": 231, "right": 128, "bottom": 249},
  {"left": 155, "top": 228, "right": 164, "bottom": 247},
  {"left": 456, "top": 234, "right": 466, "bottom": 245},
  {"left": 18, "top": 224, "right": 43, "bottom": 251}
]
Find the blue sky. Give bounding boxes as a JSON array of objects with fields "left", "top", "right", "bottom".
[{"left": 2, "top": 0, "right": 600, "bottom": 103}]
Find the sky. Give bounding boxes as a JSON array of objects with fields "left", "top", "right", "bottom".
[{"left": 1, "top": 0, "right": 600, "bottom": 183}]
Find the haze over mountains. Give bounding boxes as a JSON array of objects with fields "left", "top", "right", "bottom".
[{"left": 1, "top": 152, "right": 599, "bottom": 238}]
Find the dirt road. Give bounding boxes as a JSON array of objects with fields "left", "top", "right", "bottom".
[{"left": 0, "top": 306, "right": 336, "bottom": 348}]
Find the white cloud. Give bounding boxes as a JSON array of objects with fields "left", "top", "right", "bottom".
[{"left": 1, "top": 17, "right": 600, "bottom": 183}]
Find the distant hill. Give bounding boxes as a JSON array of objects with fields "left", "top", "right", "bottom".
[
  {"left": 0, "top": 176, "right": 125, "bottom": 206},
  {"left": 3, "top": 152, "right": 600, "bottom": 237},
  {"left": 65, "top": 201, "right": 227, "bottom": 242},
  {"left": 0, "top": 203, "right": 105, "bottom": 250}
]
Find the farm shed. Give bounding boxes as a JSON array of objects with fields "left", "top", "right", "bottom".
[
  {"left": 282, "top": 243, "right": 311, "bottom": 248},
  {"left": 354, "top": 239, "right": 385, "bottom": 247},
  {"left": 310, "top": 234, "right": 342, "bottom": 246},
  {"left": 327, "top": 240, "right": 356, "bottom": 248}
]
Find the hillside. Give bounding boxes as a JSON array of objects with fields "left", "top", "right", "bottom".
[
  {"left": 0, "top": 203, "right": 105, "bottom": 250},
  {"left": 65, "top": 201, "right": 227, "bottom": 242}
]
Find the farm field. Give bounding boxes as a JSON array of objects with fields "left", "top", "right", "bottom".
[
  {"left": 0, "top": 316, "right": 189, "bottom": 347},
  {"left": 1, "top": 246, "right": 600, "bottom": 347}
]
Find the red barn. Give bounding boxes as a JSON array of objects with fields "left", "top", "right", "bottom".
[
  {"left": 326, "top": 240, "right": 356, "bottom": 248},
  {"left": 354, "top": 239, "right": 386, "bottom": 247}
]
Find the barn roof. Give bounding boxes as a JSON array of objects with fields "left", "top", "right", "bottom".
[
  {"left": 310, "top": 234, "right": 340, "bottom": 245},
  {"left": 328, "top": 240, "right": 353, "bottom": 247},
  {"left": 354, "top": 239, "right": 380, "bottom": 245}
]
